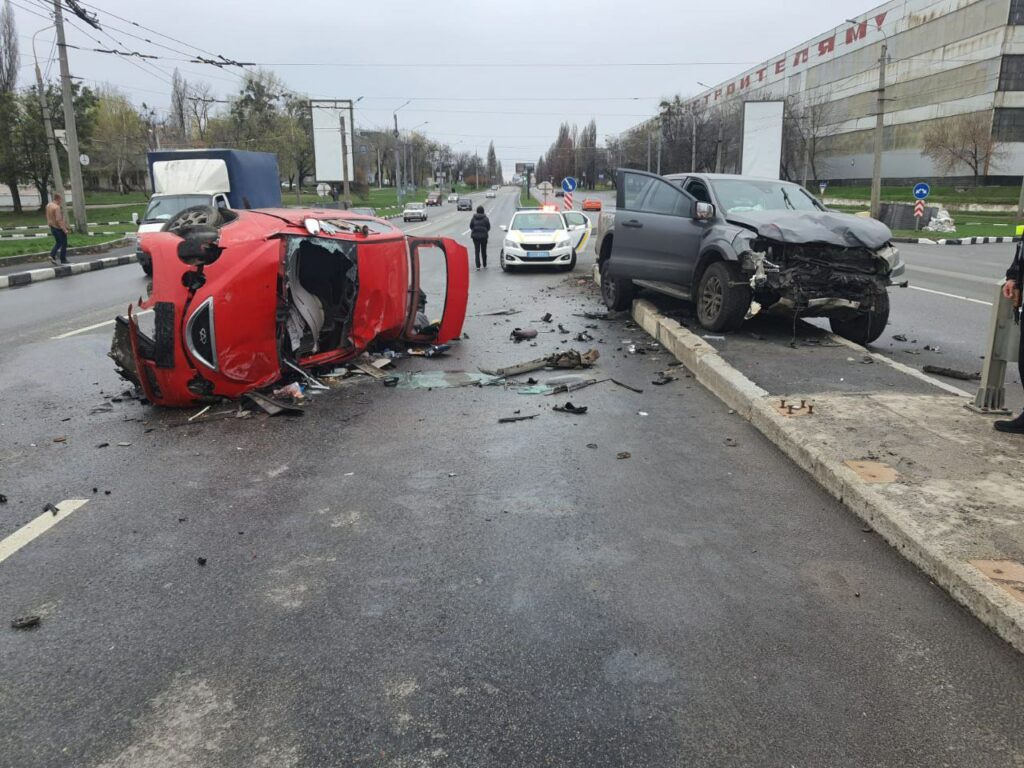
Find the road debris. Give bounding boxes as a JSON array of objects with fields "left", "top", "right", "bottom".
[
  {"left": 188, "top": 405, "right": 213, "bottom": 422},
  {"left": 11, "top": 615, "right": 41, "bottom": 630},
  {"left": 481, "top": 349, "right": 599, "bottom": 378},
  {"left": 43, "top": 503, "right": 58, "bottom": 516},
  {"left": 242, "top": 391, "right": 304, "bottom": 416},
  {"left": 652, "top": 372, "right": 678, "bottom": 386},
  {"left": 510, "top": 328, "right": 538, "bottom": 342},
  {"left": 724, "top": 438, "right": 738, "bottom": 447},
  {"left": 89, "top": 402, "right": 114, "bottom": 414},
  {"left": 554, "top": 402, "right": 588, "bottom": 415},
  {"left": 549, "top": 378, "right": 599, "bottom": 395},
  {"left": 892, "top": 334, "right": 908, "bottom": 342},
  {"left": 610, "top": 379, "right": 644, "bottom": 394},
  {"left": 923, "top": 345, "right": 941, "bottom": 352},
  {"left": 272, "top": 383, "right": 305, "bottom": 400},
  {"left": 95, "top": 442, "right": 109, "bottom": 448},
  {"left": 408, "top": 344, "right": 450, "bottom": 358},
  {"left": 52, "top": 436, "right": 66, "bottom": 443},
  {"left": 499, "top": 414, "right": 537, "bottom": 423},
  {"left": 638, "top": 411, "right": 649, "bottom": 417},
  {"left": 117, "top": 442, "right": 132, "bottom": 447},
  {"left": 388, "top": 372, "right": 501, "bottom": 389},
  {"left": 703, "top": 334, "right": 726, "bottom": 341},
  {"left": 473, "top": 308, "right": 520, "bottom": 317},
  {"left": 923, "top": 365, "right": 981, "bottom": 381},
  {"left": 0, "top": 494, "right": 6, "bottom": 504},
  {"left": 558, "top": 324, "right": 570, "bottom": 334},
  {"left": 617, "top": 452, "right": 631, "bottom": 460},
  {"left": 574, "top": 331, "right": 594, "bottom": 342},
  {"left": 541, "top": 312, "right": 553, "bottom": 323},
  {"left": 196, "top": 557, "right": 207, "bottom": 566},
  {"left": 587, "top": 443, "right": 598, "bottom": 449}
]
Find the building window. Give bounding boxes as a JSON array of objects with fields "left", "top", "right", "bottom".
[
  {"left": 1012, "top": 0, "right": 1024, "bottom": 24},
  {"left": 993, "top": 109, "right": 1024, "bottom": 142},
  {"left": 999, "top": 56, "right": 1024, "bottom": 90}
]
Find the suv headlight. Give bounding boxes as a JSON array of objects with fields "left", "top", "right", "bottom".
[{"left": 504, "top": 238, "right": 517, "bottom": 249}]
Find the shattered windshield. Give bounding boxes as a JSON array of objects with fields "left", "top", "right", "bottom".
[
  {"left": 143, "top": 194, "right": 211, "bottom": 222},
  {"left": 710, "top": 180, "right": 824, "bottom": 214},
  {"left": 512, "top": 213, "right": 564, "bottom": 231}
]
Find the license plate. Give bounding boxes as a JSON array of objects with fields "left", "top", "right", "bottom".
[{"left": 526, "top": 251, "right": 549, "bottom": 259}]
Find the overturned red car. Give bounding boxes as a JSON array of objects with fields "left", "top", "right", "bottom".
[{"left": 111, "top": 207, "right": 469, "bottom": 407}]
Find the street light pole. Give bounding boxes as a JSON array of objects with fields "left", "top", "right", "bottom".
[
  {"left": 52, "top": 0, "right": 87, "bottom": 233},
  {"left": 847, "top": 19, "right": 888, "bottom": 220},
  {"left": 393, "top": 100, "right": 410, "bottom": 203},
  {"left": 31, "top": 26, "right": 65, "bottom": 219}
]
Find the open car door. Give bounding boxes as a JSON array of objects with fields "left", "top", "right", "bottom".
[
  {"left": 403, "top": 237, "right": 469, "bottom": 344},
  {"left": 563, "top": 210, "right": 592, "bottom": 253}
]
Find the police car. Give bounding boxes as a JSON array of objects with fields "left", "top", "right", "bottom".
[{"left": 498, "top": 205, "right": 591, "bottom": 272}]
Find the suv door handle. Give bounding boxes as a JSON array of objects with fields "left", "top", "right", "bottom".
[{"left": 622, "top": 219, "right": 643, "bottom": 229}]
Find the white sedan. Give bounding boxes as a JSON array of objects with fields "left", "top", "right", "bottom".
[
  {"left": 499, "top": 207, "right": 589, "bottom": 272},
  {"left": 403, "top": 202, "right": 427, "bottom": 222}
]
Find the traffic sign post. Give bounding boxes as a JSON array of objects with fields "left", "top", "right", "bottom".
[
  {"left": 913, "top": 183, "right": 930, "bottom": 201},
  {"left": 818, "top": 181, "right": 828, "bottom": 197},
  {"left": 914, "top": 199, "right": 926, "bottom": 230},
  {"left": 537, "top": 181, "right": 554, "bottom": 203},
  {"left": 562, "top": 177, "right": 576, "bottom": 210}
]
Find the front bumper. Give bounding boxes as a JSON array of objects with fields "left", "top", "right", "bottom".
[{"left": 502, "top": 243, "right": 573, "bottom": 267}]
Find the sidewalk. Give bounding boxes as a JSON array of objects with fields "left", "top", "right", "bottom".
[{"left": 627, "top": 294, "right": 1024, "bottom": 653}]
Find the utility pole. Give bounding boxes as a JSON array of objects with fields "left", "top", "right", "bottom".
[
  {"left": 691, "top": 116, "right": 697, "bottom": 172},
  {"left": 870, "top": 41, "right": 888, "bottom": 220},
  {"left": 32, "top": 27, "right": 65, "bottom": 219},
  {"left": 393, "top": 113, "right": 402, "bottom": 203},
  {"left": 339, "top": 115, "right": 351, "bottom": 208},
  {"left": 52, "top": 0, "right": 86, "bottom": 233},
  {"left": 715, "top": 119, "right": 723, "bottom": 173},
  {"left": 656, "top": 126, "right": 662, "bottom": 175},
  {"left": 647, "top": 132, "right": 651, "bottom": 172}
]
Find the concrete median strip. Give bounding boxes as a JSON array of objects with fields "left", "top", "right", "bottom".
[
  {"left": 632, "top": 297, "right": 1024, "bottom": 653},
  {"left": 0, "top": 252, "right": 138, "bottom": 290}
]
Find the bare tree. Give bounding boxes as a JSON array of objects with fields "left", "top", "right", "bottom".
[
  {"left": 169, "top": 68, "right": 189, "bottom": 145},
  {"left": 922, "top": 111, "right": 1006, "bottom": 185},
  {"left": 784, "top": 94, "right": 840, "bottom": 185},
  {"left": 187, "top": 81, "right": 215, "bottom": 143}
]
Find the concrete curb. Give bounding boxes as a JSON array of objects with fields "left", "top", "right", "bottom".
[
  {"left": 892, "top": 236, "right": 1016, "bottom": 246},
  {"left": 632, "top": 297, "right": 1024, "bottom": 653},
  {"left": 0, "top": 252, "right": 138, "bottom": 290},
  {"left": 0, "top": 235, "right": 134, "bottom": 268}
]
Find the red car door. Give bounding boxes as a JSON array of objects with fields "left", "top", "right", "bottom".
[{"left": 405, "top": 237, "right": 469, "bottom": 343}]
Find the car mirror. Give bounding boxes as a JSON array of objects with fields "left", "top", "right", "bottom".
[
  {"left": 694, "top": 202, "right": 715, "bottom": 221},
  {"left": 304, "top": 218, "right": 322, "bottom": 235},
  {"left": 500, "top": 225, "right": 507, "bottom": 231},
  {"left": 131, "top": 211, "right": 139, "bottom": 225},
  {"left": 176, "top": 227, "right": 223, "bottom": 267}
]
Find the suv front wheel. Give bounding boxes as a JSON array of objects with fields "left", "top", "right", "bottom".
[
  {"left": 695, "top": 261, "right": 751, "bottom": 332},
  {"left": 600, "top": 259, "right": 634, "bottom": 311}
]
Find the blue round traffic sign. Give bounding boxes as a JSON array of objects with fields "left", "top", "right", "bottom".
[
  {"left": 913, "top": 183, "right": 930, "bottom": 200},
  {"left": 561, "top": 177, "right": 577, "bottom": 193}
]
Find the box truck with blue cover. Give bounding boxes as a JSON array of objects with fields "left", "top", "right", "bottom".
[{"left": 136, "top": 149, "right": 281, "bottom": 275}]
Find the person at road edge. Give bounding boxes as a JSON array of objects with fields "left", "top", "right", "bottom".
[
  {"left": 996, "top": 241, "right": 1024, "bottom": 433},
  {"left": 469, "top": 205, "right": 490, "bottom": 270},
  {"left": 46, "top": 192, "right": 70, "bottom": 265}
]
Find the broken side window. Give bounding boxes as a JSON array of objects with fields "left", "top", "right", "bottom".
[{"left": 283, "top": 236, "right": 358, "bottom": 357}]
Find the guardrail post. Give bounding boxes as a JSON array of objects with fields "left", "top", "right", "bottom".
[{"left": 967, "top": 282, "right": 1020, "bottom": 414}]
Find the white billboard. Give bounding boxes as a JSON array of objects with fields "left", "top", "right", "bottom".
[
  {"left": 311, "top": 100, "right": 355, "bottom": 184},
  {"left": 741, "top": 101, "right": 785, "bottom": 179}
]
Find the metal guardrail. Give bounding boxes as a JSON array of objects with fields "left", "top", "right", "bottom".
[
  {"left": 0, "top": 221, "right": 136, "bottom": 232},
  {"left": 0, "top": 230, "right": 132, "bottom": 240}
]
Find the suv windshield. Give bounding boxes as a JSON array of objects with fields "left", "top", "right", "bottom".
[
  {"left": 143, "top": 194, "right": 211, "bottom": 222},
  {"left": 709, "top": 180, "right": 824, "bottom": 214},
  {"left": 512, "top": 212, "right": 563, "bottom": 231},
  {"left": 406, "top": 203, "right": 424, "bottom": 210}
]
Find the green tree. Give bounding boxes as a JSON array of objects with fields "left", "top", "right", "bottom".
[
  {"left": 486, "top": 141, "right": 497, "bottom": 185},
  {"left": 228, "top": 69, "right": 286, "bottom": 152},
  {"left": 90, "top": 87, "right": 147, "bottom": 193},
  {"left": 0, "top": 0, "right": 20, "bottom": 211}
]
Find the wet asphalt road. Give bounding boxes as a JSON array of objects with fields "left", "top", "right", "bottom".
[{"left": 1, "top": 189, "right": 1023, "bottom": 767}]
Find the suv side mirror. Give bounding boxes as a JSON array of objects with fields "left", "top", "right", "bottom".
[{"left": 694, "top": 202, "right": 715, "bottom": 221}]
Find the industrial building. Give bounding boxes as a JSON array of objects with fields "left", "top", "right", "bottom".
[{"left": 691, "top": 0, "right": 1024, "bottom": 183}]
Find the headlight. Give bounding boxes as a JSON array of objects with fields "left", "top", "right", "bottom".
[
  {"left": 504, "top": 238, "right": 517, "bottom": 249},
  {"left": 556, "top": 239, "right": 571, "bottom": 249},
  {"left": 185, "top": 296, "right": 217, "bottom": 370}
]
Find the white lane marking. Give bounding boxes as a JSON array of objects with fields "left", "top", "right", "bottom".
[
  {"left": 51, "top": 309, "right": 153, "bottom": 339},
  {"left": 0, "top": 499, "right": 89, "bottom": 564},
  {"left": 908, "top": 285, "right": 993, "bottom": 306},
  {"left": 904, "top": 263, "right": 1001, "bottom": 285},
  {"left": 828, "top": 333, "right": 973, "bottom": 397},
  {"left": 461, "top": 229, "right": 471, "bottom": 235}
]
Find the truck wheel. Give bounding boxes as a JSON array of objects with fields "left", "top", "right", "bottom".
[
  {"left": 562, "top": 249, "right": 577, "bottom": 272},
  {"left": 829, "top": 292, "right": 890, "bottom": 346},
  {"left": 599, "top": 259, "right": 633, "bottom": 311},
  {"left": 696, "top": 261, "right": 750, "bottom": 332}
]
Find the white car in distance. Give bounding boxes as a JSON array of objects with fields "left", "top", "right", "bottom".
[{"left": 403, "top": 202, "right": 427, "bottom": 222}]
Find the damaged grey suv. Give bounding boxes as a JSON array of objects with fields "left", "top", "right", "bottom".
[{"left": 595, "top": 170, "right": 904, "bottom": 345}]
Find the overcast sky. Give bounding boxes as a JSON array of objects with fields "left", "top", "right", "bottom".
[{"left": 10, "top": 0, "right": 868, "bottom": 168}]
